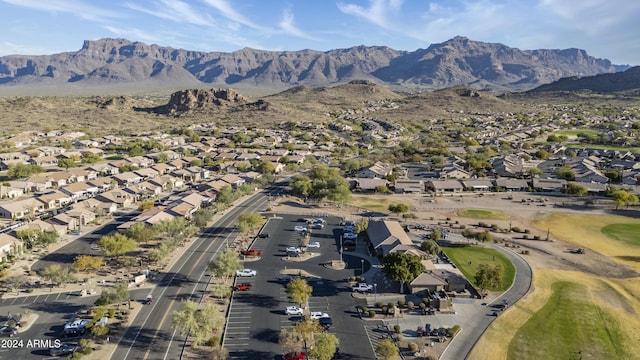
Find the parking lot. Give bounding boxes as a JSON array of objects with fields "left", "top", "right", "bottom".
[{"left": 222, "top": 213, "right": 376, "bottom": 359}]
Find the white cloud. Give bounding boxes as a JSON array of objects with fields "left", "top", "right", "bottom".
[
  {"left": 0, "top": 41, "right": 58, "bottom": 56},
  {"left": 278, "top": 8, "right": 320, "bottom": 41},
  {"left": 0, "top": 0, "right": 121, "bottom": 22},
  {"left": 123, "top": 0, "right": 213, "bottom": 27},
  {"left": 337, "top": 0, "right": 397, "bottom": 28},
  {"left": 201, "top": 0, "right": 266, "bottom": 31}
]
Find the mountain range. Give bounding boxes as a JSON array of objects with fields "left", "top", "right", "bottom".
[{"left": 0, "top": 36, "right": 630, "bottom": 96}]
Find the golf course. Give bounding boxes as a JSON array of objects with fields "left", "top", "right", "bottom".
[{"left": 469, "top": 211, "right": 640, "bottom": 360}]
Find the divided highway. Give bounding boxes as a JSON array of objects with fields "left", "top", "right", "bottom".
[{"left": 109, "top": 191, "right": 270, "bottom": 360}]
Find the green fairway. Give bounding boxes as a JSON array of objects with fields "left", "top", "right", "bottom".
[
  {"left": 555, "top": 129, "right": 601, "bottom": 137},
  {"left": 507, "top": 281, "right": 630, "bottom": 360},
  {"left": 440, "top": 246, "right": 515, "bottom": 291},
  {"left": 601, "top": 224, "right": 640, "bottom": 247},
  {"left": 457, "top": 208, "right": 510, "bottom": 220}
]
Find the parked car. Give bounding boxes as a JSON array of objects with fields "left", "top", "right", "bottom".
[
  {"left": 278, "top": 275, "right": 294, "bottom": 284},
  {"left": 313, "top": 218, "right": 326, "bottom": 224},
  {"left": 343, "top": 232, "right": 357, "bottom": 240},
  {"left": 234, "top": 283, "right": 252, "bottom": 291},
  {"left": 307, "top": 241, "right": 320, "bottom": 248},
  {"left": 343, "top": 225, "right": 355, "bottom": 233},
  {"left": 144, "top": 295, "right": 153, "bottom": 305},
  {"left": 312, "top": 223, "right": 324, "bottom": 229},
  {"left": 284, "top": 352, "right": 307, "bottom": 360},
  {"left": 285, "top": 306, "right": 304, "bottom": 316},
  {"left": 258, "top": 233, "right": 270, "bottom": 238},
  {"left": 342, "top": 240, "right": 356, "bottom": 247},
  {"left": 294, "top": 226, "right": 307, "bottom": 232},
  {"left": 236, "top": 269, "right": 257, "bottom": 277},
  {"left": 241, "top": 249, "right": 263, "bottom": 256},
  {"left": 0, "top": 325, "right": 17, "bottom": 337},
  {"left": 286, "top": 247, "right": 302, "bottom": 257},
  {"left": 318, "top": 316, "right": 333, "bottom": 330},
  {"left": 309, "top": 311, "right": 329, "bottom": 320},
  {"left": 49, "top": 343, "right": 78, "bottom": 356}
]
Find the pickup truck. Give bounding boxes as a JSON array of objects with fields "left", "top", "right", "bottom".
[{"left": 352, "top": 283, "right": 373, "bottom": 293}]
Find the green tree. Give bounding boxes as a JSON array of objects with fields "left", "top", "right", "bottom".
[
  {"left": 287, "top": 278, "right": 313, "bottom": 309},
  {"left": 208, "top": 248, "right": 243, "bottom": 281},
  {"left": 534, "top": 150, "right": 549, "bottom": 160},
  {"left": 73, "top": 255, "right": 104, "bottom": 272},
  {"left": 137, "top": 201, "right": 154, "bottom": 211},
  {"left": 215, "top": 185, "right": 235, "bottom": 205},
  {"left": 90, "top": 324, "right": 110, "bottom": 337},
  {"left": 566, "top": 183, "right": 588, "bottom": 196},
  {"left": 555, "top": 166, "right": 575, "bottom": 180},
  {"left": 258, "top": 160, "right": 277, "bottom": 174},
  {"left": 95, "top": 281, "right": 130, "bottom": 306},
  {"left": 382, "top": 252, "right": 425, "bottom": 293},
  {"left": 192, "top": 208, "right": 214, "bottom": 228},
  {"left": 354, "top": 218, "right": 369, "bottom": 234},
  {"left": 57, "top": 158, "right": 77, "bottom": 170},
  {"left": 16, "top": 228, "right": 40, "bottom": 249},
  {"left": 388, "top": 203, "right": 409, "bottom": 214},
  {"left": 6, "top": 163, "right": 43, "bottom": 179},
  {"left": 291, "top": 175, "right": 313, "bottom": 197},
  {"left": 156, "top": 152, "right": 169, "bottom": 163},
  {"left": 81, "top": 152, "right": 102, "bottom": 164},
  {"left": 238, "top": 212, "right": 265, "bottom": 232},
  {"left": 308, "top": 332, "right": 340, "bottom": 360},
  {"left": 610, "top": 189, "right": 639, "bottom": 209},
  {"left": 39, "top": 264, "right": 75, "bottom": 287},
  {"left": 172, "top": 300, "right": 223, "bottom": 346},
  {"left": 375, "top": 338, "right": 399, "bottom": 360},
  {"left": 153, "top": 217, "right": 188, "bottom": 239},
  {"left": 127, "top": 222, "right": 158, "bottom": 244},
  {"left": 474, "top": 264, "right": 504, "bottom": 291},
  {"left": 96, "top": 233, "right": 137, "bottom": 259},
  {"left": 420, "top": 240, "right": 440, "bottom": 255}
]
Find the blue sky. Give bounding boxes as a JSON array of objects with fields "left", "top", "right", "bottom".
[{"left": 1, "top": 0, "right": 638, "bottom": 65}]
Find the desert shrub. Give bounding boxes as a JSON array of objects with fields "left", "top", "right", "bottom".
[
  {"left": 397, "top": 299, "right": 405, "bottom": 307},
  {"left": 407, "top": 301, "right": 414, "bottom": 310},
  {"left": 524, "top": 229, "right": 531, "bottom": 234},
  {"left": 402, "top": 213, "right": 417, "bottom": 219},
  {"left": 449, "top": 325, "right": 461, "bottom": 337},
  {"left": 393, "top": 324, "right": 401, "bottom": 334},
  {"left": 491, "top": 224, "right": 498, "bottom": 231},
  {"left": 387, "top": 302, "right": 395, "bottom": 310},
  {"left": 408, "top": 342, "right": 419, "bottom": 352},
  {"left": 381, "top": 306, "right": 388, "bottom": 315},
  {"left": 207, "top": 336, "right": 221, "bottom": 347},
  {"left": 533, "top": 235, "right": 540, "bottom": 240},
  {"left": 478, "top": 221, "right": 487, "bottom": 228},
  {"left": 511, "top": 226, "right": 522, "bottom": 233},
  {"left": 375, "top": 301, "right": 383, "bottom": 308},
  {"left": 361, "top": 306, "right": 368, "bottom": 314},
  {"left": 522, "top": 235, "right": 529, "bottom": 239},
  {"left": 368, "top": 310, "right": 376, "bottom": 318}
]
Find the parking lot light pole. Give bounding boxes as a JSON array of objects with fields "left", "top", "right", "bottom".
[
  {"left": 361, "top": 259, "right": 364, "bottom": 275},
  {"left": 374, "top": 283, "right": 377, "bottom": 301}
]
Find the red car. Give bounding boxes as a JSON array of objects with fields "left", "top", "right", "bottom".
[
  {"left": 234, "top": 283, "right": 252, "bottom": 291},
  {"left": 284, "top": 352, "right": 307, "bottom": 360},
  {"left": 241, "top": 249, "right": 263, "bottom": 256}
]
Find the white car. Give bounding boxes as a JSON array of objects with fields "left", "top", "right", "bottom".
[
  {"left": 286, "top": 246, "right": 302, "bottom": 253},
  {"left": 309, "top": 311, "right": 329, "bottom": 320},
  {"left": 285, "top": 306, "right": 304, "bottom": 316},
  {"left": 294, "top": 225, "right": 307, "bottom": 232},
  {"left": 343, "top": 232, "right": 357, "bottom": 240},
  {"left": 236, "top": 269, "right": 257, "bottom": 277},
  {"left": 307, "top": 241, "right": 320, "bottom": 248}
]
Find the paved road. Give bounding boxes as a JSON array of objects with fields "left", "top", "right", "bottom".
[
  {"left": 109, "top": 192, "right": 271, "bottom": 360},
  {"left": 441, "top": 244, "right": 533, "bottom": 360},
  {"left": 31, "top": 213, "right": 137, "bottom": 272}
]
